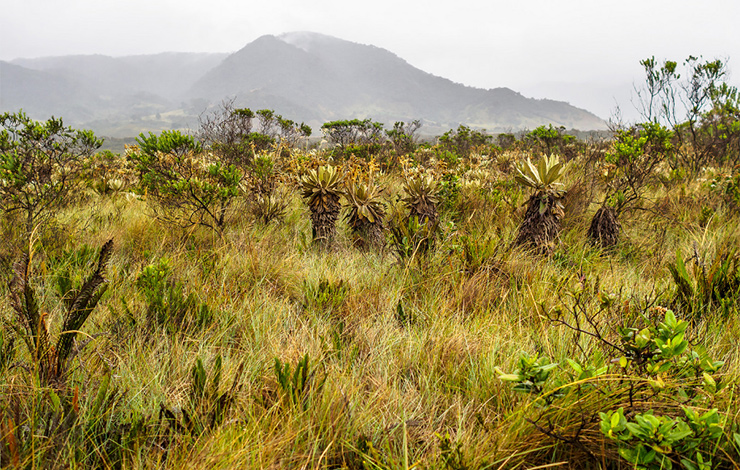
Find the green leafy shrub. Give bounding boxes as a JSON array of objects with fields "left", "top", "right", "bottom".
[
  {"left": 498, "top": 302, "right": 729, "bottom": 469},
  {"left": 524, "top": 125, "right": 578, "bottom": 159},
  {"left": 0, "top": 111, "right": 102, "bottom": 235},
  {"left": 128, "top": 130, "right": 242, "bottom": 233},
  {"left": 438, "top": 125, "right": 493, "bottom": 158},
  {"left": 136, "top": 258, "right": 214, "bottom": 333},
  {"left": 600, "top": 407, "right": 723, "bottom": 470},
  {"left": 386, "top": 120, "right": 421, "bottom": 155}
]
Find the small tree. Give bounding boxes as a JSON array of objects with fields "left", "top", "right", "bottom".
[
  {"left": 634, "top": 56, "right": 735, "bottom": 172},
  {"left": 386, "top": 120, "right": 421, "bottom": 155},
  {"left": 199, "top": 101, "right": 311, "bottom": 166},
  {"left": 0, "top": 111, "right": 102, "bottom": 235},
  {"left": 321, "top": 119, "right": 385, "bottom": 149},
  {"left": 438, "top": 125, "right": 492, "bottom": 158},
  {"left": 198, "top": 100, "right": 256, "bottom": 166},
  {"left": 129, "top": 130, "right": 242, "bottom": 233},
  {"left": 524, "top": 125, "right": 576, "bottom": 158},
  {"left": 588, "top": 122, "right": 673, "bottom": 247}
]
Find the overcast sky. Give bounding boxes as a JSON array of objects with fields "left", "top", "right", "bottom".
[{"left": 2, "top": 0, "right": 739, "bottom": 121}]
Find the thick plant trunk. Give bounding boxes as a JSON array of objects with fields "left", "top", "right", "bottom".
[
  {"left": 310, "top": 196, "right": 341, "bottom": 248},
  {"left": 588, "top": 206, "right": 620, "bottom": 248},
  {"left": 409, "top": 200, "right": 438, "bottom": 226},
  {"left": 351, "top": 218, "right": 385, "bottom": 251},
  {"left": 514, "top": 194, "right": 562, "bottom": 254}
]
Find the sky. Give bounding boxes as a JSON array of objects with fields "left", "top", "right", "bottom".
[{"left": 2, "top": 0, "right": 739, "bottom": 121}]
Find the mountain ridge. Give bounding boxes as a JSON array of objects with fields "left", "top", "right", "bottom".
[{"left": 1, "top": 32, "right": 607, "bottom": 137}]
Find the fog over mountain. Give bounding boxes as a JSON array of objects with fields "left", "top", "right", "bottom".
[{"left": 1, "top": 32, "right": 607, "bottom": 137}]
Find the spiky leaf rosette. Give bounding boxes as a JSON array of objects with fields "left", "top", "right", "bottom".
[
  {"left": 514, "top": 154, "right": 568, "bottom": 253},
  {"left": 344, "top": 181, "right": 386, "bottom": 249},
  {"left": 300, "top": 165, "right": 344, "bottom": 246},
  {"left": 402, "top": 174, "right": 439, "bottom": 225},
  {"left": 514, "top": 154, "right": 567, "bottom": 196}
]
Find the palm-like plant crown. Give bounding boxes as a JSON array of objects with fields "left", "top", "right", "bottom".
[
  {"left": 300, "top": 165, "right": 344, "bottom": 213},
  {"left": 344, "top": 181, "right": 386, "bottom": 249},
  {"left": 514, "top": 154, "right": 566, "bottom": 195},
  {"left": 514, "top": 154, "right": 567, "bottom": 218},
  {"left": 300, "top": 165, "right": 344, "bottom": 246},
  {"left": 344, "top": 182, "right": 385, "bottom": 227},
  {"left": 402, "top": 174, "right": 439, "bottom": 223}
]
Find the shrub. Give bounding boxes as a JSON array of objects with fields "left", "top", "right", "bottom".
[
  {"left": 128, "top": 130, "right": 242, "bottom": 233},
  {"left": 321, "top": 119, "right": 385, "bottom": 149},
  {"left": 135, "top": 258, "right": 214, "bottom": 332},
  {"left": 0, "top": 111, "right": 102, "bottom": 235},
  {"left": 438, "top": 125, "right": 492, "bottom": 158},
  {"left": 524, "top": 125, "right": 577, "bottom": 159}
]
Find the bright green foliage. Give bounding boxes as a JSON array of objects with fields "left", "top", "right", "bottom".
[
  {"left": 274, "top": 353, "right": 326, "bottom": 410},
  {"left": 600, "top": 407, "right": 723, "bottom": 470},
  {"left": 129, "top": 130, "right": 242, "bottom": 232},
  {"left": 524, "top": 125, "right": 576, "bottom": 156},
  {"left": 496, "top": 351, "right": 558, "bottom": 395},
  {"left": 135, "top": 258, "right": 214, "bottom": 332},
  {"left": 602, "top": 122, "right": 673, "bottom": 212},
  {"left": 498, "top": 307, "right": 728, "bottom": 468},
  {"left": 616, "top": 309, "right": 724, "bottom": 383},
  {"left": 0, "top": 111, "right": 102, "bottom": 234}
]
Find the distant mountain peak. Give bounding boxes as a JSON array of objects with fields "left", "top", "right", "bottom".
[
  {"left": 277, "top": 31, "right": 342, "bottom": 52},
  {"left": 2, "top": 33, "right": 607, "bottom": 137}
]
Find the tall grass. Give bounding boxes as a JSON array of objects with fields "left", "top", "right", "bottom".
[{"left": 0, "top": 146, "right": 739, "bottom": 469}]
